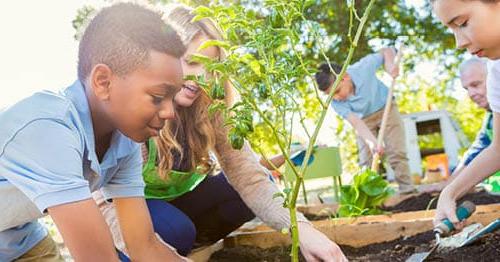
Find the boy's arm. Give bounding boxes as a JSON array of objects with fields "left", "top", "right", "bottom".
[
  {"left": 346, "top": 113, "right": 382, "bottom": 154},
  {"left": 380, "top": 47, "right": 399, "bottom": 78},
  {"left": 48, "top": 199, "right": 119, "bottom": 262},
  {"left": 113, "top": 197, "right": 187, "bottom": 262}
]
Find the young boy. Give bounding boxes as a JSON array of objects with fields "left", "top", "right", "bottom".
[
  {"left": 0, "top": 3, "right": 188, "bottom": 261},
  {"left": 315, "top": 47, "right": 415, "bottom": 194}
]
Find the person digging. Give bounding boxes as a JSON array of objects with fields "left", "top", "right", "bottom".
[{"left": 315, "top": 47, "right": 416, "bottom": 195}]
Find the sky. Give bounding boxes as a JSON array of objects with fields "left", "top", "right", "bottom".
[
  {"left": 0, "top": 0, "right": 464, "bottom": 109},
  {"left": 0, "top": 1, "right": 103, "bottom": 108}
]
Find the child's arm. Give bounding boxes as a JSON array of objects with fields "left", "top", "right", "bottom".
[
  {"left": 380, "top": 47, "right": 399, "bottom": 78},
  {"left": 114, "top": 197, "right": 187, "bottom": 261},
  {"left": 435, "top": 112, "right": 500, "bottom": 227},
  {"left": 346, "top": 113, "right": 383, "bottom": 155},
  {"left": 48, "top": 199, "right": 120, "bottom": 261}
]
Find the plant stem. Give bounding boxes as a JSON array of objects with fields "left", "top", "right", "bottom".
[{"left": 287, "top": 0, "right": 377, "bottom": 260}]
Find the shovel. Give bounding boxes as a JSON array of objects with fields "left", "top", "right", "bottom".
[
  {"left": 458, "top": 218, "right": 500, "bottom": 247},
  {"left": 405, "top": 201, "right": 476, "bottom": 262}
]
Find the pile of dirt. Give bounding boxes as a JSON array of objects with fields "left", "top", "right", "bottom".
[
  {"left": 303, "top": 190, "right": 499, "bottom": 221},
  {"left": 383, "top": 190, "right": 500, "bottom": 213},
  {"left": 210, "top": 231, "right": 500, "bottom": 261}
]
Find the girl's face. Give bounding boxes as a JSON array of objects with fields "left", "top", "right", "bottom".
[
  {"left": 175, "top": 33, "right": 220, "bottom": 107},
  {"left": 433, "top": 0, "right": 500, "bottom": 59}
]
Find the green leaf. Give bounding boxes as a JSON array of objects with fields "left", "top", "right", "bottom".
[
  {"left": 208, "top": 102, "right": 226, "bottom": 117},
  {"left": 248, "top": 60, "right": 262, "bottom": 77},
  {"left": 190, "top": 54, "right": 212, "bottom": 64},
  {"left": 198, "top": 39, "right": 231, "bottom": 51},
  {"left": 192, "top": 6, "right": 213, "bottom": 19},
  {"left": 273, "top": 192, "right": 285, "bottom": 199}
]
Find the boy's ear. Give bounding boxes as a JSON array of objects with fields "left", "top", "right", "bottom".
[{"left": 90, "top": 64, "right": 113, "bottom": 101}]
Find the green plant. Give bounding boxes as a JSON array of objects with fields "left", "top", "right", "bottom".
[
  {"left": 337, "top": 168, "right": 395, "bottom": 217},
  {"left": 191, "top": 0, "right": 377, "bottom": 260}
]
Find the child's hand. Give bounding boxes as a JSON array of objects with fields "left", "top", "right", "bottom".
[
  {"left": 374, "top": 144, "right": 385, "bottom": 156},
  {"left": 382, "top": 47, "right": 400, "bottom": 79},
  {"left": 434, "top": 188, "right": 465, "bottom": 231},
  {"left": 368, "top": 140, "right": 384, "bottom": 156},
  {"left": 386, "top": 64, "right": 400, "bottom": 79}
]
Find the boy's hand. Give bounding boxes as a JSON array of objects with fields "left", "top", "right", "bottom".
[
  {"left": 382, "top": 47, "right": 400, "bottom": 79},
  {"left": 367, "top": 140, "right": 384, "bottom": 156},
  {"left": 386, "top": 64, "right": 400, "bottom": 79},
  {"left": 114, "top": 197, "right": 190, "bottom": 262},
  {"left": 48, "top": 199, "right": 120, "bottom": 261}
]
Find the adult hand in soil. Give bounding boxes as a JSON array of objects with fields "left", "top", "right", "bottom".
[
  {"left": 298, "top": 222, "right": 348, "bottom": 262},
  {"left": 433, "top": 188, "right": 465, "bottom": 230}
]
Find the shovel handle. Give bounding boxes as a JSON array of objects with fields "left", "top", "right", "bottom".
[
  {"left": 371, "top": 47, "right": 404, "bottom": 172},
  {"left": 435, "top": 201, "right": 476, "bottom": 235},
  {"left": 371, "top": 152, "right": 381, "bottom": 172}
]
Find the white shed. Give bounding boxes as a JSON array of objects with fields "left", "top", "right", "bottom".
[{"left": 401, "top": 110, "right": 469, "bottom": 176}]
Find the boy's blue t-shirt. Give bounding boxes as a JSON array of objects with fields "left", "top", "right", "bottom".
[
  {"left": 331, "top": 52, "right": 389, "bottom": 119},
  {"left": 0, "top": 80, "right": 145, "bottom": 260}
]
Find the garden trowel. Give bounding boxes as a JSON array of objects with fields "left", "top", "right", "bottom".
[{"left": 405, "top": 201, "right": 476, "bottom": 262}]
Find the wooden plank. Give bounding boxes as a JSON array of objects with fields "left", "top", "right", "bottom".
[
  {"left": 224, "top": 203, "right": 500, "bottom": 249},
  {"left": 188, "top": 240, "right": 223, "bottom": 262},
  {"left": 297, "top": 203, "right": 338, "bottom": 216}
]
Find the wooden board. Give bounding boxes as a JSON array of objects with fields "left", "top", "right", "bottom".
[{"left": 224, "top": 203, "right": 500, "bottom": 248}]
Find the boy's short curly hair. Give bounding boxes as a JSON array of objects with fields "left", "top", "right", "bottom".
[{"left": 77, "top": 3, "right": 186, "bottom": 82}]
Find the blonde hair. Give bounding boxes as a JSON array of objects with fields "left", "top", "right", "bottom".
[{"left": 156, "top": 4, "right": 234, "bottom": 178}]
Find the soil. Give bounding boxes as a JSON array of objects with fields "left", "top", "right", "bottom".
[
  {"left": 304, "top": 190, "right": 500, "bottom": 221},
  {"left": 382, "top": 190, "right": 500, "bottom": 213},
  {"left": 210, "top": 231, "right": 500, "bottom": 261}
]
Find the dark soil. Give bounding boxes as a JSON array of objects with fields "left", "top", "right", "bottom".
[
  {"left": 210, "top": 231, "right": 500, "bottom": 261},
  {"left": 383, "top": 190, "right": 500, "bottom": 213},
  {"left": 304, "top": 190, "right": 499, "bottom": 221}
]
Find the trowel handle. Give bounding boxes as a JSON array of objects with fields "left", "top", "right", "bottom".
[{"left": 435, "top": 201, "right": 476, "bottom": 234}]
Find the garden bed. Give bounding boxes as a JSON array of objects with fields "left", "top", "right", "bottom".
[
  {"left": 300, "top": 189, "right": 500, "bottom": 221},
  {"left": 224, "top": 203, "right": 499, "bottom": 248},
  {"left": 211, "top": 230, "right": 499, "bottom": 261},
  {"left": 383, "top": 190, "right": 500, "bottom": 213}
]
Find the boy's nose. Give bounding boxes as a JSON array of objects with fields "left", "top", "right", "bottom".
[{"left": 158, "top": 100, "right": 176, "bottom": 120}]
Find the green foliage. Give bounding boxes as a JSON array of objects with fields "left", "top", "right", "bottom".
[
  {"left": 74, "top": 1, "right": 484, "bottom": 176},
  {"left": 72, "top": 5, "right": 96, "bottom": 40},
  {"left": 189, "top": 2, "right": 325, "bottom": 157},
  {"left": 337, "top": 168, "right": 394, "bottom": 217},
  {"left": 189, "top": 1, "right": 378, "bottom": 260}
]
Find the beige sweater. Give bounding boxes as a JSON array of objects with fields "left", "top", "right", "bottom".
[{"left": 210, "top": 118, "right": 309, "bottom": 230}]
